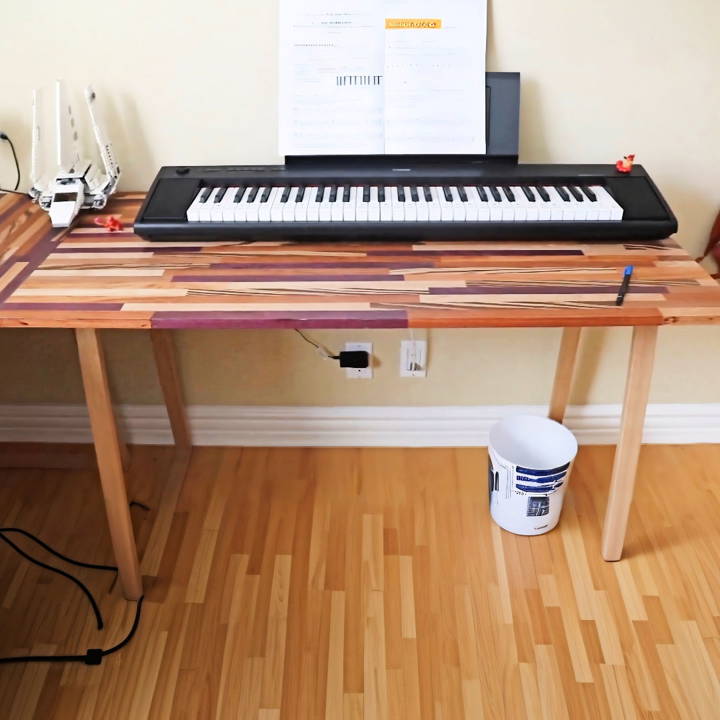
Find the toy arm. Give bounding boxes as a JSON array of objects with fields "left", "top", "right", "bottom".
[{"left": 84, "top": 86, "right": 120, "bottom": 192}]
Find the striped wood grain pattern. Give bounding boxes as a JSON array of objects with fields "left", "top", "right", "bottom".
[
  {"left": 1, "top": 444, "right": 719, "bottom": 718},
  {"left": 1, "top": 193, "right": 720, "bottom": 329}
]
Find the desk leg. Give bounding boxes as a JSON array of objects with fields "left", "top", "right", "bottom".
[
  {"left": 76, "top": 328, "right": 142, "bottom": 600},
  {"left": 549, "top": 327, "right": 582, "bottom": 423},
  {"left": 150, "top": 330, "right": 191, "bottom": 451},
  {"left": 601, "top": 325, "right": 658, "bottom": 561}
]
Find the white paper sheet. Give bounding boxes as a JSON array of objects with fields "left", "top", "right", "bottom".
[
  {"left": 278, "top": 0, "right": 486, "bottom": 156},
  {"left": 383, "top": 1, "right": 487, "bottom": 154},
  {"left": 278, "top": 1, "right": 385, "bottom": 155}
]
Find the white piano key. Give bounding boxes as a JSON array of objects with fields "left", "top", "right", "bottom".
[
  {"left": 593, "top": 186, "right": 623, "bottom": 220},
  {"left": 379, "top": 187, "right": 392, "bottom": 221},
  {"left": 220, "top": 186, "right": 240, "bottom": 221},
  {"left": 545, "top": 186, "right": 571, "bottom": 221},
  {"left": 258, "top": 187, "right": 279, "bottom": 222},
  {"left": 447, "top": 186, "right": 465, "bottom": 221},
  {"left": 331, "top": 188, "right": 344, "bottom": 222},
  {"left": 270, "top": 187, "right": 286, "bottom": 222},
  {"left": 517, "top": 186, "right": 539, "bottom": 221},
  {"left": 198, "top": 187, "right": 222, "bottom": 222},
  {"left": 533, "top": 187, "right": 552, "bottom": 221},
  {"left": 245, "top": 187, "right": 264, "bottom": 222},
  {"left": 427, "top": 187, "right": 442, "bottom": 222},
  {"left": 438, "top": 187, "right": 454, "bottom": 222},
  {"left": 319, "top": 187, "right": 332, "bottom": 222},
  {"left": 233, "top": 188, "right": 251, "bottom": 222},
  {"left": 356, "top": 187, "right": 369, "bottom": 221},
  {"left": 416, "top": 187, "right": 430, "bottom": 221},
  {"left": 470, "top": 187, "right": 490, "bottom": 221},
  {"left": 186, "top": 187, "right": 207, "bottom": 222},
  {"left": 296, "top": 188, "right": 311, "bottom": 221},
  {"left": 391, "top": 186, "right": 405, "bottom": 222},
  {"left": 484, "top": 187, "right": 503, "bottom": 221},
  {"left": 210, "top": 188, "right": 229, "bottom": 222},
  {"left": 508, "top": 187, "right": 528, "bottom": 222},
  {"left": 282, "top": 187, "right": 299, "bottom": 222},
  {"left": 343, "top": 187, "right": 357, "bottom": 221},
  {"left": 404, "top": 186, "right": 417, "bottom": 221},
  {"left": 463, "top": 186, "right": 480, "bottom": 221},
  {"left": 368, "top": 186, "right": 380, "bottom": 221},
  {"left": 307, "top": 187, "right": 321, "bottom": 222}
]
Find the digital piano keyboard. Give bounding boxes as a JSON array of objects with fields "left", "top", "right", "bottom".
[{"left": 135, "top": 74, "right": 677, "bottom": 243}]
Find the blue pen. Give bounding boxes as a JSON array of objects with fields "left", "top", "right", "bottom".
[{"left": 615, "top": 265, "right": 633, "bottom": 306}]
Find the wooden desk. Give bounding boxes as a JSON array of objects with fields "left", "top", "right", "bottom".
[{"left": 2, "top": 192, "right": 720, "bottom": 599}]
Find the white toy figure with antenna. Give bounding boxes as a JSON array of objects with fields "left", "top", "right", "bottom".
[{"left": 29, "top": 80, "right": 120, "bottom": 227}]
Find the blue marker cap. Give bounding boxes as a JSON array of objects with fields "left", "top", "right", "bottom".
[{"left": 624, "top": 265, "right": 634, "bottom": 276}]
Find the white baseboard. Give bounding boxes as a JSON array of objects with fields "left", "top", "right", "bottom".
[{"left": 0, "top": 403, "right": 718, "bottom": 447}]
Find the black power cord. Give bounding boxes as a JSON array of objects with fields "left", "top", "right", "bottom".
[
  {"left": 294, "top": 329, "right": 370, "bottom": 368},
  {"left": 0, "top": 527, "right": 144, "bottom": 666},
  {"left": 0, "top": 131, "right": 20, "bottom": 192}
]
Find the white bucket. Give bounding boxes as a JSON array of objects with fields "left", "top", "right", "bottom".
[{"left": 488, "top": 415, "right": 578, "bottom": 535}]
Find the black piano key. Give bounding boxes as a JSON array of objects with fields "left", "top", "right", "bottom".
[
  {"left": 362, "top": 185, "right": 370, "bottom": 202},
  {"left": 315, "top": 185, "right": 325, "bottom": 202},
  {"left": 378, "top": 186, "right": 386, "bottom": 202},
  {"left": 199, "top": 187, "right": 212, "bottom": 203},
  {"left": 502, "top": 186, "right": 515, "bottom": 202},
  {"left": 329, "top": 185, "right": 338, "bottom": 202},
  {"left": 569, "top": 185, "right": 584, "bottom": 202},
  {"left": 457, "top": 186, "right": 468, "bottom": 202},
  {"left": 489, "top": 186, "right": 501, "bottom": 202},
  {"left": 476, "top": 186, "right": 488, "bottom": 202},
  {"left": 260, "top": 187, "right": 272, "bottom": 203},
  {"left": 556, "top": 186, "right": 570, "bottom": 201},
  {"left": 442, "top": 186, "right": 453, "bottom": 201},
  {"left": 280, "top": 186, "right": 291, "bottom": 203},
  {"left": 342, "top": 185, "right": 351, "bottom": 202},
  {"left": 397, "top": 186, "right": 406, "bottom": 202},
  {"left": 410, "top": 186, "right": 419, "bottom": 202},
  {"left": 246, "top": 186, "right": 259, "bottom": 203},
  {"left": 233, "top": 186, "right": 246, "bottom": 202},
  {"left": 423, "top": 186, "right": 433, "bottom": 202},
  {"left": 581, "top": 185, "right": 597, "bottom": 201},
  {"left": 536, "top": 186, "right": 550, "bottom": 202},
  {"left": 213, "top": 187, "right": 226, "bottom": 203},
  {"left": 522, "top": 186, "right": 535, "bottom": 202},
  {"left": 295, "top": 186, "right": 305, "bottom": 202}
]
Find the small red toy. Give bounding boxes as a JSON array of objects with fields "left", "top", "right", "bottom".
[
  {"left": 615, "top": 154, "right": 635, "bottom": 174},
  {"left": 94, "top": 215, "right": 124, "bottom": 231}
]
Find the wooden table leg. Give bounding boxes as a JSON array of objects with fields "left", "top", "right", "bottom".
[
  {"left": 548, "top": 327, "right": 582, "bottom": 423},
  {"left": 601, "top": 325, "right": 658, "bottom": 561},
  {"left": 76, "top": 328, "right": 142, "bottom": 600},
  {"left": 150, "top": 329, "right": 191, "bottom": 450}
]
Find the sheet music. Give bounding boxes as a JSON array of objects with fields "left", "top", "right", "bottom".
[
  {"left": 278, "top": 2, "right": 385, "bottom": 155},
  {"left": 383, "top": 0, "right": 487, "bottom": 154},
  {"left": 278, "top": 0, "right": 486, "bottom": 156}
]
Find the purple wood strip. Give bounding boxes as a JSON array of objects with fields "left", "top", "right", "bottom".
[
  {"left": 2, "top": 302, "right": 124, "bottom": 311},
  {"left": 366, "top": 249, "right": 586, "bottom": 256},
  {"left": 208, "top": 261, "right": 433, "bottom": 269},
  {"left": 54, "top": 246, "right": 200, "bottom": 253},
  {"left": 172, "top": 274, "right": 404, "bottom": 282},
  {"left": 428, "top": 284, "right": 666, "bottom": 295},
  {"left": 152, "top": 309, "right": 408, "bottom": 330}
]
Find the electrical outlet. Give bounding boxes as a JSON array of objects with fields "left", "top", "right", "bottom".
[
  {"left": 400, "top": 339, "right": 427, "bottom": 377},
  {"left": 344, "top": 342, "right": 372, "bottom": 379}
]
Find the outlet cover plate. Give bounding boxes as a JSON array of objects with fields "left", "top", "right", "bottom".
[
  {"left": 344, "top": 342, "right": 373, "bottom": 379},
  {"left": 400, "top": 340, "right": 427, "bottom": 377}
]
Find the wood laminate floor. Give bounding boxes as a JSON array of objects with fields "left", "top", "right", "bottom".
[{"left": 1, "top": 444, "right": 719, "bottom": 719}]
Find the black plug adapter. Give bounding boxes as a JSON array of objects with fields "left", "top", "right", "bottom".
[{"left": 337, "top": 350, "right": 370, "bottom": 369}]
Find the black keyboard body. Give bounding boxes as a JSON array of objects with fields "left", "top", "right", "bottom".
[{"left": 134, "top": 161, "right": 677, "bottom": 243}]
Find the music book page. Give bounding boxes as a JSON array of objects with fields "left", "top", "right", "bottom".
[{"left": 278, "top": 0, "right": 486, "bottom": 156}]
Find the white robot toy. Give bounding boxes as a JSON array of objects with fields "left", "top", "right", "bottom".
[{"left": 29, "top": 81, "right": 120, "bottom": 227}]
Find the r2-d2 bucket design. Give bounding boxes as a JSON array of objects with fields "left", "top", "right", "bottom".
[{"left": 488, "top": 416, "right": 578, "bottom": 535}]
